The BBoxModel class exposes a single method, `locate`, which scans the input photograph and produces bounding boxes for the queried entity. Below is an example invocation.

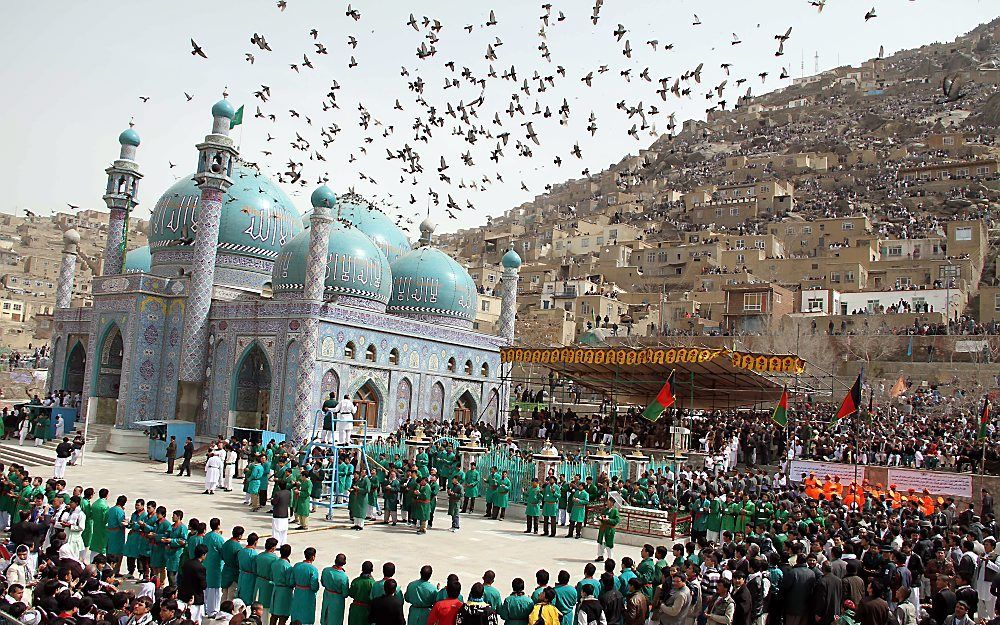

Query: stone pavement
[22,451,615,588]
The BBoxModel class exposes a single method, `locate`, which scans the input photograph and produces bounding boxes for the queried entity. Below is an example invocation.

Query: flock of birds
[121,1,892,233]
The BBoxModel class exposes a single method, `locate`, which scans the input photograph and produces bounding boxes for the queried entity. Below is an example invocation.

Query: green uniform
[498,592,533,625]
[484,472,498,506]
[105,505,126,556]
[542,484,559,517]
[89,498,110,554]
[597,507,619,548]
[636,557,656,601]
[494,477,512,509]
[463,469,480,498]
[270,558,294,617]
[721,502,739,532]
[338,462,354,497]
[164,522,188,573]
[383,478,401,511]
[403,579,437,625]
[348,476,371,520]
[413,484,432,521]
[552,584,578,625]
[738,501,756,534]
[245,462,263,495]
[221,538,243,589]
[254,550,278,608]
[150,518,170,569]
[291,561,320,625]
[523,485,541,517]
[348,573,375,625]
[294,476,312,520]
[482,585,502,611]
[237,546,258,604]
[371,579,403,600]
[123,511,146,559]
[707,498,723,534]
[321,566,350,625]
[570,489,590,523]
[202,531,226,589]
[81,498,94,548]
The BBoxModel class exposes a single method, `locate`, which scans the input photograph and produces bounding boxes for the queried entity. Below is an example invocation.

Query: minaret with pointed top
[418,215,436,246]
[497,247,521,427]
[178,92,238,430]
[56,229,81,310]
[102,123,143,276]
[291,185,335,442]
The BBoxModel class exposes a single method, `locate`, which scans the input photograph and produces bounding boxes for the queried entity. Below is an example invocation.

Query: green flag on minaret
[230,105,244,129]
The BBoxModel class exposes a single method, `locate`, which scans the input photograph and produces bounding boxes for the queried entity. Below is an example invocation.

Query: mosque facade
[47,96,520,444]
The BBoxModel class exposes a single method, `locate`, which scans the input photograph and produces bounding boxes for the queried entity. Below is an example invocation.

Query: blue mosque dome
[118,127,141,147]
[502,248,522,269]
[336,194,412,263]
[271,221,392,309]
[310,185,337,209]
[211,98,236,120]
[388,246,477,327]
[123,246,151,273]
[148,164,303,288]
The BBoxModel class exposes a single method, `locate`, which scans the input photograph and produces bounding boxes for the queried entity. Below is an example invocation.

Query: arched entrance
[429,382,444,420]
[231,344,272,429]
[92,324,124,424]
[353,382,380,429]
[63,341,86,394]
[395,378,412,427]
[321,369,340,399]
[454,390,476,424]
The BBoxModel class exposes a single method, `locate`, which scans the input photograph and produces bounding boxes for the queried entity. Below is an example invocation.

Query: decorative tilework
[103,208,127,276]
[56,251,77,310]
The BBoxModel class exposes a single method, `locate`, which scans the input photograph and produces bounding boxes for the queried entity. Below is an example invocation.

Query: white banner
[887,469,973,498]
[788,459,866,484]
[955,340,989,353]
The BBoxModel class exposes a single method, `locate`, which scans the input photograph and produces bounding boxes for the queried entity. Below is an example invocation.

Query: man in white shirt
[59,496,87,562]
[204,450,224,495]
[333,395,356,445]
[221,445,238,492]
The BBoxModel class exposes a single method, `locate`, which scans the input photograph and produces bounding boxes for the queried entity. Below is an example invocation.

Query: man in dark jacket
[813,563,843,625]
[731,572,753,625]
[177,437,195,477]
[598,573,624,625]
[926,575,956,625]
[166,437,177,474]
[780,555,816,625]
[178,544,208,622]
[842,561,866,608]
[369,578,405,625]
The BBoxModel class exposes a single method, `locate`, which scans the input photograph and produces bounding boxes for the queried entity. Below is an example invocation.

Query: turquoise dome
[337,196,411,263]
[388,247,477,326]
[212,99,236,119]
[148,164,302,264]
[271,221,392,308]
[118,127,141,147]
[502,249,522,269]
[311,185,336,209]
[123,246,151,273]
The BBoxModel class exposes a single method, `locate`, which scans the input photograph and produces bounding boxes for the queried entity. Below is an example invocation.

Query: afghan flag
[979,397,992,440]
[833,373,862,421]
[772,388,789,428]
[641,370,675,422]
[230,104,245,129]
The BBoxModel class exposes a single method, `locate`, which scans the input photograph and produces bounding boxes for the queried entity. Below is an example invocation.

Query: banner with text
[887,469,973,498]
[788,459,866,484]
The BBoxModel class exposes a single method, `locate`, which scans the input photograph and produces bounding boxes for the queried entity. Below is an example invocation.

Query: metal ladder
[300,410,375,521]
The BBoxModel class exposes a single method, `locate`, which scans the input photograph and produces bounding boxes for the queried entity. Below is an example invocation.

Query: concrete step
[0,441,56,469]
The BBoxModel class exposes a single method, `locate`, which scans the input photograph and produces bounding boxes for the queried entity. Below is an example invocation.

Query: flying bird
[864,7,877,20]
[190,39,207,58]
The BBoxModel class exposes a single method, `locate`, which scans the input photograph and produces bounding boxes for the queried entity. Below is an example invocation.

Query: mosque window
[481,363,489,377]
[365,345,377,362]
[447,357,457,373]
[389,349,400,365]
[464,360,473,375]
[344,341,356,359]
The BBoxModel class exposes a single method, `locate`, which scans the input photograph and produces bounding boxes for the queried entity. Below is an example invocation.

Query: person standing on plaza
[321,553,350,625]
[291,547,320,625]
[524,478,541,535]
[350,467,371,531]
[178,438,195,477]
[245,457,263,508]
[404,565,438,625]
[271,482,291,545]
[222,526,245,602]
[179,544,209,624]
[383,469,401,526]
[542,477,560,538]
[413,476,433,535]
[462,462,480,514]
[595,504,619,563]
[238,533,260,605]
[203,518,226,615]
[106,494,127,573]
[552,571,578,625]
[499,578,534,625]
[54,437,72,479]
[90,488,110,556]
[222,444,238,492]
[482,571,502,612]
[205,451,224,495]
[166,437,177,474]
[254,538,279,619]
[427,580,463,625]
[373,563,404,601]
[164,509,190,586]
[294,471,313,530]
[448,475,464,532]
[348,560,376,625]
[269,544,294,625]
[334,395,357,446]
[371,578,407,625]
[566,484,589,540]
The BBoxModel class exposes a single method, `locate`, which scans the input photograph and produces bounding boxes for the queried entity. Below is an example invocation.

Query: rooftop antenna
[814,51,819,74]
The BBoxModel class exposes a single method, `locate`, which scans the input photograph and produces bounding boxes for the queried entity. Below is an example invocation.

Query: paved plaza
[19,450,609,587]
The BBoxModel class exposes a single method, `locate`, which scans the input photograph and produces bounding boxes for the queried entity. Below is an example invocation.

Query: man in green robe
[552,571,578,625]
[483,467,499,518]
[294,474,312,530]
[414,450,429,478]
[89,489,111,556]
[321,553,350,625]
[348,467,371,531]
[403,565,437,625]
[461,462,480,513]
[382,470,401,526]
[81,488,94,552]
[203,518,226,614]
[490,471,511,520]
[337,456,354,505]
[707,494,723,543]
[403,471,418,525]
[221,526,244,602]
[412,476,432,534]
[150,506,171,585]
[105,495,127,572]
[596,504,619,562]
[542,477,560,537]
[523,478,541,534]
[122,499,146,578]
[237,533,259,605]
[498,578,533,625]
[254,537,279,616]
[291,548,320,625]
[245,459,263,508]
[269,545,294,624]
[481,571,502,610]
[347,560,375,625]
[164,510,189,586]
[566,483,589,539]
[636,545,657,602]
